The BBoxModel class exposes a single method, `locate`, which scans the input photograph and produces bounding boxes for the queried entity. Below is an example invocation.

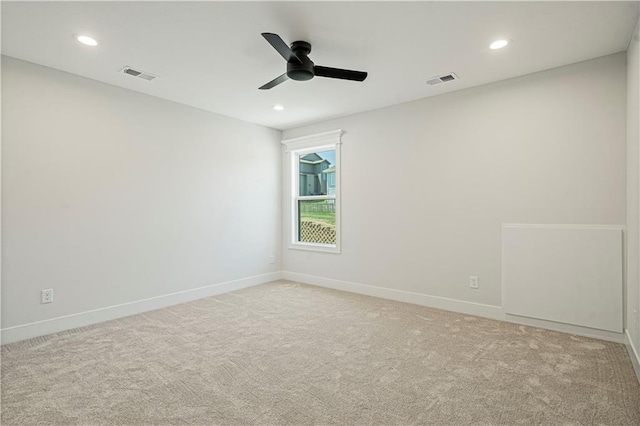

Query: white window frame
[282,129,342,253]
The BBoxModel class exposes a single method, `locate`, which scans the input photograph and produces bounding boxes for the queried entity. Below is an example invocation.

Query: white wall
[1,57,281,333]
[282,53,626,310]
[627,17,640,369]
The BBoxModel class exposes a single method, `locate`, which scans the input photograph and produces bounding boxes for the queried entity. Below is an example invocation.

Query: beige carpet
[2,280,640,425]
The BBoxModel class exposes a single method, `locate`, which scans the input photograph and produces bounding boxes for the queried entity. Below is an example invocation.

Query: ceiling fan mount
[259,33,368,90]
[287,41,313,81]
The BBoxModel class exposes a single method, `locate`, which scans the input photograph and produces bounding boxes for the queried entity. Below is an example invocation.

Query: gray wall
[1,57,282,329]
[282,53,627,309]
[627,18,640,357]
[1,50,631,346]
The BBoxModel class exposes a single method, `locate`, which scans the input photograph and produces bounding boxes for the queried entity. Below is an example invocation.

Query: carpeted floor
[2,280,640,425]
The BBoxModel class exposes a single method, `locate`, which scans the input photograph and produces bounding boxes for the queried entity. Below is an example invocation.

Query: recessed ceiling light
[273,105,284,111]
[490,39,509,50]
[76,35,98,47]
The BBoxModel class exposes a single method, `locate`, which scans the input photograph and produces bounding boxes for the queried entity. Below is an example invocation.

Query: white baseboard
[282,271,626,344]
[281,271,504,320]
[504,314,625,343]
[625,329,640,383]
[1,272,282,345]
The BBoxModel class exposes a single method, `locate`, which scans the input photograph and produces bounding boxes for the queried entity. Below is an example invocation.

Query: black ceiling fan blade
[314,66,368,82]
[262,33,303,65]
[259,73,289,90]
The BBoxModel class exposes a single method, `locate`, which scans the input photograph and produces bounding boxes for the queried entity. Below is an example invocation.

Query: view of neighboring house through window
[298,150,336,245]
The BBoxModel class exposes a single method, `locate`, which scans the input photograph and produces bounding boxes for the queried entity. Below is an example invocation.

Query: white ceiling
[2,1,639,130]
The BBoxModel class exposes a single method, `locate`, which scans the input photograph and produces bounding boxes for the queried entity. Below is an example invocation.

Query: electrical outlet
[41,289,53,304]
[470,276,479,289]
[269,254,275,264]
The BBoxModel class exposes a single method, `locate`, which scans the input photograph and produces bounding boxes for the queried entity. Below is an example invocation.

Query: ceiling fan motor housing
[287,41,314,81]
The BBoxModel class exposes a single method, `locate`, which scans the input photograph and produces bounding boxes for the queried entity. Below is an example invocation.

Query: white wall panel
[503,224,623,332]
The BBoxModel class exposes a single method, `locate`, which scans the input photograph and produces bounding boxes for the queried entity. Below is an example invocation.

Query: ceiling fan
[259,33,368,90]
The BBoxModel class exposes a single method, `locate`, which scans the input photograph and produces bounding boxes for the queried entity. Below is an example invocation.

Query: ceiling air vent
[426,72,459,86]
[121,66,157,82]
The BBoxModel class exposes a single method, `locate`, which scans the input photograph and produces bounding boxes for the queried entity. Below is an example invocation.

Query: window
[282,130,342,253]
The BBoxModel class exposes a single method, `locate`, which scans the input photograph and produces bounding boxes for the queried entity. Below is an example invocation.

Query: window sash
[294,151,337,247]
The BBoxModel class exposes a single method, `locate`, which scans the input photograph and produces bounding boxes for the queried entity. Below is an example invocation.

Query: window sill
[288,242,341,254]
